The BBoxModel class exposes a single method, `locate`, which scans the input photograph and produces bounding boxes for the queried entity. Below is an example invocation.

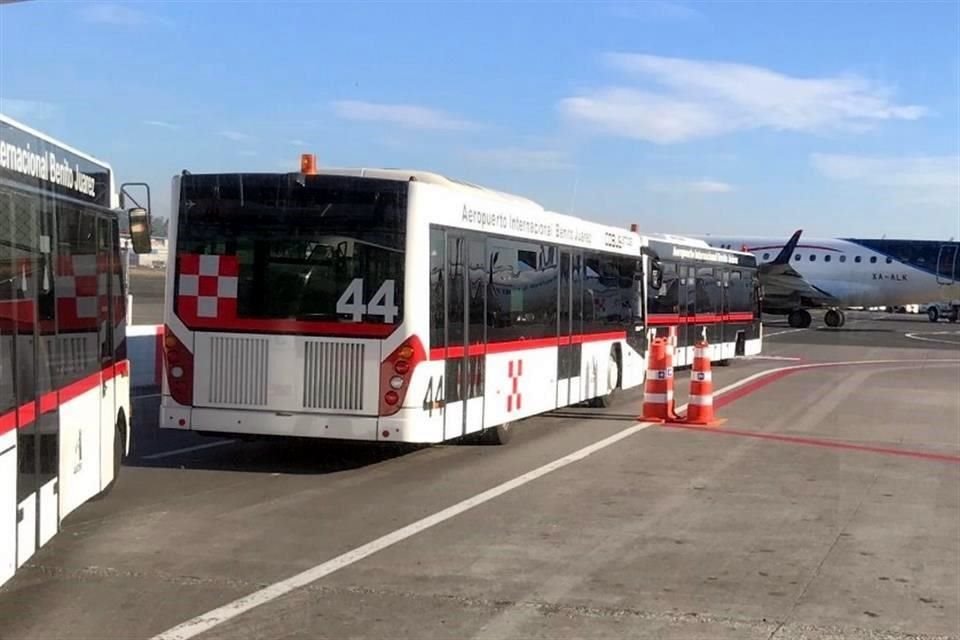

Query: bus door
[442,234,485,440]
[694,267,719,347]
[937,244,958,284]
[7,191,59,568]
[556,250,573,407]
[720,269,733,346]
[677,265,697,362]
[97,217,115,489]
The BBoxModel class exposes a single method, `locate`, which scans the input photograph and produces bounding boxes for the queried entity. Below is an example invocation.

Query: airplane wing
[756,230,840,311]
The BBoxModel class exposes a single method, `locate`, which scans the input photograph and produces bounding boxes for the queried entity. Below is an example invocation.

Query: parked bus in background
[159,156,760,446]
[0,114,151,587]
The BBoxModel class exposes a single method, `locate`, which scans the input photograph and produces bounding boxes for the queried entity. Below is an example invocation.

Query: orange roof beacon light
[300,153,318,175]
[629,223,639,233]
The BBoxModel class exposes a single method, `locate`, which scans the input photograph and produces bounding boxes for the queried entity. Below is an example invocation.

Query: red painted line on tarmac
[665,360,960,464]
[662,423,960,464]
[713,368,799,410]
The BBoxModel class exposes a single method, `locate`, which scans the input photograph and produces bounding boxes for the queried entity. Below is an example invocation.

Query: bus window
[429,228,444,350]
[647,261,678,315]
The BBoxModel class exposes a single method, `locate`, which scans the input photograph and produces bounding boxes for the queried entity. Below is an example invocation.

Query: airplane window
[824,255,831,262]
[809,254,816,261]
[839,255,846,263]
[870,256,877,263]
[794,254,801,261]
[762,252,770,260]
[855,256,862,263]
[885,257,893,264]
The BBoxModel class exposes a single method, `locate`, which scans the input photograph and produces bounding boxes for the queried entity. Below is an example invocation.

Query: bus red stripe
[428,331,628,360]
[179,315,397,338]
[0,360,130,436]
[648,314,757,325]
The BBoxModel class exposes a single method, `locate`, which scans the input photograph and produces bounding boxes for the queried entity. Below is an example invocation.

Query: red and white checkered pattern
[506,358,523,412]
[177,254,239,320]
[56,254,101,327]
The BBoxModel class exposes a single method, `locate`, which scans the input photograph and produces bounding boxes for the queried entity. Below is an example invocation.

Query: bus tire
[94,413,126,500]
[591,348,621,408]
[479,422,512,446]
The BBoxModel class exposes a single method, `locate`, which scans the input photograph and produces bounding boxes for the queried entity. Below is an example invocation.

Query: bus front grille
[208,335,269,406]
[302,341,365,411]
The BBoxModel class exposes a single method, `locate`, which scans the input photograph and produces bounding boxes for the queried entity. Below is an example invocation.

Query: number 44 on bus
[159,156,762,447]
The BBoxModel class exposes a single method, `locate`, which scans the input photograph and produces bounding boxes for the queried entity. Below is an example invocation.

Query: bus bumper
[160,402,382,442]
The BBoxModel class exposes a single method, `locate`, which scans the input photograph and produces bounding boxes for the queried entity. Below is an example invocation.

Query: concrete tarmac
[1,312,958,640]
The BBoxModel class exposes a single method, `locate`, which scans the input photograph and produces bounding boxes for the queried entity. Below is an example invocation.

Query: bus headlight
[389,375,404,390]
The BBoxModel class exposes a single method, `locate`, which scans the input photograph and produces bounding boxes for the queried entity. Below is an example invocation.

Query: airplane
[690,231,960,328]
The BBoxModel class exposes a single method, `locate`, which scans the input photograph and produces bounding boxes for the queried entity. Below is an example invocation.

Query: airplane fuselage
[693,236,960,310]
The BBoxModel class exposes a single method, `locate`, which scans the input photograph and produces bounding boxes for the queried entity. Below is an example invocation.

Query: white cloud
[81,3,171,26]
[219,130,254,142]
[646,177,736,194]
[560,53,926,144]
[811,153,959,208]
[688,179,735,193]
[0,98,58,121]
[143,119,179,130]
[466,147,573,171]
[331,100,478,131]
[289,139,308,146]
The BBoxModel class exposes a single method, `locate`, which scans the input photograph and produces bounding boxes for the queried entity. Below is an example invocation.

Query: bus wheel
[928,307,939,322]
[591,349,620,408]
[479,422,512,445]
[94,414,126,500]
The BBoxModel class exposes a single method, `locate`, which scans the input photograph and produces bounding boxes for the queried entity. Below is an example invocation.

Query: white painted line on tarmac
[141,440,237,460]
[764,328,807,338]
[743,355,803,361]
[905,331,960,346]
[150,357,960,640]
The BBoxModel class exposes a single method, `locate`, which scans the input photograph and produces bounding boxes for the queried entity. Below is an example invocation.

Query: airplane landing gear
[824,308,846,328]
[788,309,812,328]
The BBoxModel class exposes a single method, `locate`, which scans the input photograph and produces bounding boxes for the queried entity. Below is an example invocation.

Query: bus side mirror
[128,207,152,254]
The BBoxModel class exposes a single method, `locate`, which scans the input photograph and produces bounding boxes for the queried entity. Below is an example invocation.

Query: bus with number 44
[159,155,761,446]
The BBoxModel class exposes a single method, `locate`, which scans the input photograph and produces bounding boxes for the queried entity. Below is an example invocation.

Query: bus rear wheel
[94,414,125,500]
[479,422,512,446]
[590,349,620,408]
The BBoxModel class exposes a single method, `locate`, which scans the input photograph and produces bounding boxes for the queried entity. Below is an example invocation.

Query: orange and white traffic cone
[641,338,678,422]
[683,341,726,427]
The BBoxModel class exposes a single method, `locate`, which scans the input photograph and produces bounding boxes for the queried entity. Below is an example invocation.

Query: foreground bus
[1,114,150,586]
[160,163,760,445]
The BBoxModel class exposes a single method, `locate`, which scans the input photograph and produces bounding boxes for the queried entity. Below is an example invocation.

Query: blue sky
[1,0,958,239]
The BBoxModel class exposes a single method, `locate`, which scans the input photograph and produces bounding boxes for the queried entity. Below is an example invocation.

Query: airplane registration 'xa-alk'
[691,231,960,328]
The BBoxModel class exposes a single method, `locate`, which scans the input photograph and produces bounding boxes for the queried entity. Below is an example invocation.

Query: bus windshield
[176,173,407,324]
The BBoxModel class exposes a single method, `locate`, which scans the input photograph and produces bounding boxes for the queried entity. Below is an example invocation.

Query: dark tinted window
[809,254,816,262]
[647,261,678,315]
[177,174,407,324]
[870,256,877,264]
[487,239,557,341]
[855,256,862,263]
[840,255,846,263]
[824,254,831,262]
[429,227,444,349]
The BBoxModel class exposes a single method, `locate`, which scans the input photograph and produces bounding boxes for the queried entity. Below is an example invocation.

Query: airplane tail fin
[769,229,803,265]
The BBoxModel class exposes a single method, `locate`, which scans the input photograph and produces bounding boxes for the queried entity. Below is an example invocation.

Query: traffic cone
[641,338,678,422]
[683,341,726,427]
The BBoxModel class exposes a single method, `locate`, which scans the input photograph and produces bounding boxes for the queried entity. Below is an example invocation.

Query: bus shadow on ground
[126,437,423,475]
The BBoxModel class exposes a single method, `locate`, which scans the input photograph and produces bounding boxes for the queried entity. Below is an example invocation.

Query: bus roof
[302,167,542,209]
[0,112,113,175]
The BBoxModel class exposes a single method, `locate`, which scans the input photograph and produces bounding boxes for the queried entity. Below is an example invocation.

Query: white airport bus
[160,158,761,445]
[0,114,151,587]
